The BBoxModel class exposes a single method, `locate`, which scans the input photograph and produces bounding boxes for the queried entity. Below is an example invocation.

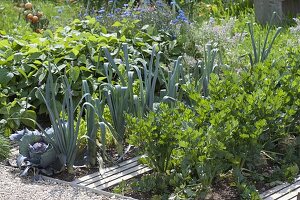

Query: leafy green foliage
[127,103,194,173]
[283,163,299,183]
[203,0,253,18]
[0,16,182,119]
[0,93,36,136]
[126,101,225,198]
[125,45,300,198]
[188,63,294,172]
[0,134,10,161]
[131,173,171,197]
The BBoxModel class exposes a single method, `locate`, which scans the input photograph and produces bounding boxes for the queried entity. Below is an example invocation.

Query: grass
[0,135,10,161]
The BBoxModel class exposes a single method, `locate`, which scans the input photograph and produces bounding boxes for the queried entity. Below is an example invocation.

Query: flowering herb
[98,8,105,14]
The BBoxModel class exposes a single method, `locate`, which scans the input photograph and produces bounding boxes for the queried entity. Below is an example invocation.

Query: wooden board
[79,162,141,186]
[73,156,151,190]
[276,187,300,200]
[260,177,300,199]
[95,166,151,190]
[260,177,300,200]
[73,156,144,184]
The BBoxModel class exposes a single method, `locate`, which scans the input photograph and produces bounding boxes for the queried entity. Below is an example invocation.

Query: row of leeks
[82,43,222,169]
[30,42,221,173]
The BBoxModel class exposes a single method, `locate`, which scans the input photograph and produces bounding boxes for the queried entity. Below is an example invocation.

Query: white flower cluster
[290,18,300,34]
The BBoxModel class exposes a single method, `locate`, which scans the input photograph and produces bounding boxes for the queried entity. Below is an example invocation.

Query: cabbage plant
[10,128,63,176]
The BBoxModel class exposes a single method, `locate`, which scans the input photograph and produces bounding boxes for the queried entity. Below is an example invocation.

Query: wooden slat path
[260,177,300,200]
[73,155,152,190]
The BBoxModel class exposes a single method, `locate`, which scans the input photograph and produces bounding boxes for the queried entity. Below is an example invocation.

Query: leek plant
[159,56,183,100]
[35,65,92,173]
[199,43,220,97]
[82,43,179,161]
[182,43,221,100]
[84,79,132,162]
[247,12,282,66]
[83,83,130,156]
[102,43,162,114]
[100,46,133,148]
[102,84,129,148]
[102,47,126,85]
[130,46,162,113]
[83,45,133,158]
[83,44,163,157]
[82,80,107,166]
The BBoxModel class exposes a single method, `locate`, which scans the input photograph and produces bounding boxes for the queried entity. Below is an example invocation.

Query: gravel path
[0,164,120,200]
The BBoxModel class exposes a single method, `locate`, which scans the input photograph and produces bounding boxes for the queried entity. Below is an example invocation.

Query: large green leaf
[21,110,37,128]
[0,68,12,85]
[70,66,80,82]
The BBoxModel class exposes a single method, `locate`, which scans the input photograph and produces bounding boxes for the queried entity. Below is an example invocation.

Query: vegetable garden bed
[3,0,300,199]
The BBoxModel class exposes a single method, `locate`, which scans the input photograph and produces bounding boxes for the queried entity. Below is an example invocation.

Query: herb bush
[127,102,195,173]
[83,1,177,33]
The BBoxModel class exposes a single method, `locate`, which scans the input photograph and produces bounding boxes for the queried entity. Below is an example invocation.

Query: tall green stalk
[159,56,183,100]
[36,64,92,173]
[82,80,96,166]
[247,12,282,66]
[82,80,107,165]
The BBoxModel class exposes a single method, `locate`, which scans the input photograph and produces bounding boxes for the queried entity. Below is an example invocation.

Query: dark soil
[106,173,240,200]
[47,145,139,182]
[207,178,240,200]
[36,113,52,129]
[105,172,153,200]
[51,166,99,182]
